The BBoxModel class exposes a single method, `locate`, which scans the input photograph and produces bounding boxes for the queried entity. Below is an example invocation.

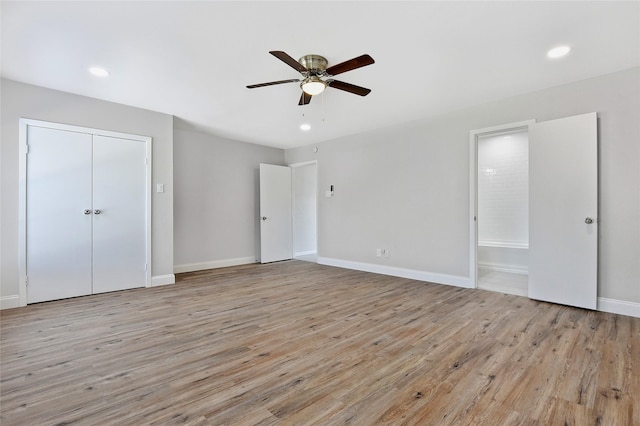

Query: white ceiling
[2,1,639,149]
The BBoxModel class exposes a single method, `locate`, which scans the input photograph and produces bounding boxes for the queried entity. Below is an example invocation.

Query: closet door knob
[584,217,594,224]
[94,209,102,215]
[84,209,91,215]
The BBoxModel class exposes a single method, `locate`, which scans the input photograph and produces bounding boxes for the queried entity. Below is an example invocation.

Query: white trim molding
[174,257,257,274]
[597,297,640,318]
[150,274,175,287]
[317,257,472,289]
[0,295,21,310]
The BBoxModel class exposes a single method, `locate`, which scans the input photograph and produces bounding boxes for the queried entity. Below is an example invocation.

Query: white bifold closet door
[92,135,147,294]
[26,127,93,302]
[26,126,147,304]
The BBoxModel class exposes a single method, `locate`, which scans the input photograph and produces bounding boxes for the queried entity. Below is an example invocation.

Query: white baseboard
[150,274,175,287]
[294,250,317,257]
[317,257,472,289]
[0,295,21,310]
[478,263,528,275]
[597,297,640,318]
[173,257,257,274]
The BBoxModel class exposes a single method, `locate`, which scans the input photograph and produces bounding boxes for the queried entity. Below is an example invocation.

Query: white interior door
[529,112,598,309]
[260,164,292,263]
[92,135,147,293]
[26,126,93,303]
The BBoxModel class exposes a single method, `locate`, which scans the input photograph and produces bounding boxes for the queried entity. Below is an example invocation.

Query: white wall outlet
[156,183,164,193]
[376,248,382,257]
[384,248,391,258]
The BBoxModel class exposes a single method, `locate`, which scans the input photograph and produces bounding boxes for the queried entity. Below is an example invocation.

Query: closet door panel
[92,135,147,293]
[26,126,93,303]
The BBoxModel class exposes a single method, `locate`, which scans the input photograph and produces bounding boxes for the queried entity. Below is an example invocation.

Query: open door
[259,164,293,263]
[528,112,598,309]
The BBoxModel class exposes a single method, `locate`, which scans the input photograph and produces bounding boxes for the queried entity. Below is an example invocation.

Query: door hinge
[25,145,30,154]
[25,276,29,286]
[145,263,148,272]
[145,157,149,166]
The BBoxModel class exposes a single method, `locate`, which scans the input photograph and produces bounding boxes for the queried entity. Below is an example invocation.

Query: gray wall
[173,123,284,271]
[3,68,638,309]
[285,67,640,304]
[1,79,175,305]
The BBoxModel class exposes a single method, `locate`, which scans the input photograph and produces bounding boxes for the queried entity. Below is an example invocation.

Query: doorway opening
[470,121,533,296]
[291,161,318,263]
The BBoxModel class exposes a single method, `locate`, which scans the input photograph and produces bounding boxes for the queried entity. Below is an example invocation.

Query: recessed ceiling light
[547,46,571,59]
[300,124,311,131]
[89,67,110,77]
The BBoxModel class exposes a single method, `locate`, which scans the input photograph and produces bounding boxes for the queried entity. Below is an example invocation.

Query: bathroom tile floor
[478,268,528,297]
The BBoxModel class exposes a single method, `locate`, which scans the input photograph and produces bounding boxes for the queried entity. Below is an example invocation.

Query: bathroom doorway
[470,121,533,296]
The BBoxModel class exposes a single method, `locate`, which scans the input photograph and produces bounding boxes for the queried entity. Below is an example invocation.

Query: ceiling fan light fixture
[301,76,326,96]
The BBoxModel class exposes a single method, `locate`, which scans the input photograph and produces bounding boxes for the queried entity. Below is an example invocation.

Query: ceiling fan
[247,51,375,106]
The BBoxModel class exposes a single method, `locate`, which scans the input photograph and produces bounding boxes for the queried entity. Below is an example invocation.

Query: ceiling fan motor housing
[299,55,328,75]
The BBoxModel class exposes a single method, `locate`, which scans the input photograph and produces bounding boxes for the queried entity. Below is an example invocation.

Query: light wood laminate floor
[1,261,638,425]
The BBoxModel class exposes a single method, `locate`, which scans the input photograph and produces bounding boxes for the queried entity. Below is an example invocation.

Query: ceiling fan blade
[246,79,300,89]
[326,54,375,76]
[298,92,312,106]
[270,51,308,73]
[328,80,371,96]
